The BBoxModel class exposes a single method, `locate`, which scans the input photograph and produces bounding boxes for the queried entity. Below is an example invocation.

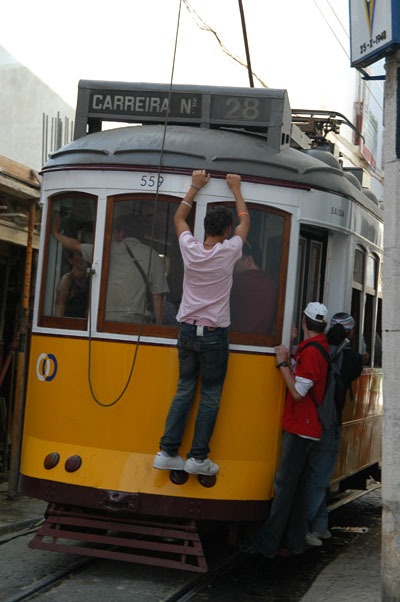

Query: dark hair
[327,323,347,346]
[115,213,143,238]
[204,206,233,236]
[304,314,326,333]
[67,249,81,259]
[243,242,262,268]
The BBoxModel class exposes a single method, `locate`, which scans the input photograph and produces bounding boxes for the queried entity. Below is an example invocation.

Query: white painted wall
[0,46,74,171]
[381,50,400,601]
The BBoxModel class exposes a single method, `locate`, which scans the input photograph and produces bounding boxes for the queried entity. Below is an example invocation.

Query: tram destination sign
[349,0,400,67]
[89,89,203,120]
[74,81,291,149]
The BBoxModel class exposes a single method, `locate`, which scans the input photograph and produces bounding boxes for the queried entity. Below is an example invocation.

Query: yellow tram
[19,82,383,571]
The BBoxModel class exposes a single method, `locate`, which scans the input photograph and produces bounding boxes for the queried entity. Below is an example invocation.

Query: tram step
[28,504,208,573]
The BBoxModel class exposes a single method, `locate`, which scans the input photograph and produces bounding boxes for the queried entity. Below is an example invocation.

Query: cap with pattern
[329,312,355,332]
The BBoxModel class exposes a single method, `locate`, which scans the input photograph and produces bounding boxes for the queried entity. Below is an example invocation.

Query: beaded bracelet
[191,184,200,191]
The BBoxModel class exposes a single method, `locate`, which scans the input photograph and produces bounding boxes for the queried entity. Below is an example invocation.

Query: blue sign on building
[350,0,400,67]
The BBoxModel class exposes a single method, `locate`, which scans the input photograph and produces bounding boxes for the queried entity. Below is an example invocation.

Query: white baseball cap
[303,302,328,323]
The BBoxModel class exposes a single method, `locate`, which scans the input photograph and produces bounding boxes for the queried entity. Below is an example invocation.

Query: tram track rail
[160,550,243,602]
[3,557,95,602]
[2,550,243,602]
[0,520,44,546]
[2,483,381,602]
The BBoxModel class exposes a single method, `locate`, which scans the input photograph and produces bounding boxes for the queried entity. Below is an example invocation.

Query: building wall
[0,46,74,171]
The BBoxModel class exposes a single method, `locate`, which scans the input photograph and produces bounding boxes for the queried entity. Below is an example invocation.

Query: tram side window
[42,195,96,323]
[351,246,382,366]
[350,247,364,356]
[229,205,289,345]
[364,254,380,366]
[293,231,326,342]
[101,195,183,330]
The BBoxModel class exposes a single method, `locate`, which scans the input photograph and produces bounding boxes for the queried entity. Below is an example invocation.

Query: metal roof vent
[362,187,380,205]
[344,171,362,190]
[303,149,342,170]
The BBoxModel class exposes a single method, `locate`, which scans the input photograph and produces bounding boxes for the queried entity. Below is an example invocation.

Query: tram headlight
[65,455,82,473]
[44,452,60,469]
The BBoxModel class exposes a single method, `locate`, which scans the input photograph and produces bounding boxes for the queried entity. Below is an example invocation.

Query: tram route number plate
[88,89,271,125]
[210,95,271,123]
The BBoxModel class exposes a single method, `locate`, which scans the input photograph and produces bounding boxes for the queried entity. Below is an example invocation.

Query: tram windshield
[97,197,288,344]
[40,192,289,345]
[41,194,97,325]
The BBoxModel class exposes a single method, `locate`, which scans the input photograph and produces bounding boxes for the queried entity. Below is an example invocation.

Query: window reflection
[351,246,382,366]
[366,255,377,290]
[230,208,283,336]
[104,198,175,326]
[54,250,89,317]
[353,248,364,285]
[43,195,96,320]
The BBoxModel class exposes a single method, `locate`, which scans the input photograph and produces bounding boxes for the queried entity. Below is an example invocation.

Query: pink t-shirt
[176,230,243,327]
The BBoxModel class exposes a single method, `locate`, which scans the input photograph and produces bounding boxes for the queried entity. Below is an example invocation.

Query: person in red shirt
[246,302,329,558]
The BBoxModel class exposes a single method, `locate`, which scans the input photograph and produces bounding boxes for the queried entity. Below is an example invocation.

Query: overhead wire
[313,0,383,178]
[312,0,350,59]
[320,0,384,106]
[182,0,268,88]
[324,0,350,38]
[87,0,183,407]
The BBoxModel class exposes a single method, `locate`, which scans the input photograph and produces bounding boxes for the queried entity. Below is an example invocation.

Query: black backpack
[301,340,348,430]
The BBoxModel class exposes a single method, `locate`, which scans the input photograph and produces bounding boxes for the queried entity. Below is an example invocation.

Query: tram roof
[44,124,382,218]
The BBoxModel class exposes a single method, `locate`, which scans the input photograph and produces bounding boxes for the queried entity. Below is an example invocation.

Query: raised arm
[51,211,82,252]
[275,344,303,402]
[226,174,250,243]
[174,170,210,237]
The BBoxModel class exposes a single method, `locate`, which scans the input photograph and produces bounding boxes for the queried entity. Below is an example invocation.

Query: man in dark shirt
[230,243,277,334]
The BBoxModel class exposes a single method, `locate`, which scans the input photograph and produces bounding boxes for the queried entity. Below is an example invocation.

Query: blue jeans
[304,424,342,533]
[160,323,229,459]
[252,431,314,557]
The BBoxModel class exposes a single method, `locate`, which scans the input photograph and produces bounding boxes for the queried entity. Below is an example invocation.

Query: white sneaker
[305,532,322,547]
[153,451,185,471]
[184,457,219,475]
[313,529,331,540]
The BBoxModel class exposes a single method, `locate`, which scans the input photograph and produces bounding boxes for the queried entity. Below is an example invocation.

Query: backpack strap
[124,242,154,314]
[301,341,330,364]
[300,341,330,410]
[331,338,350,362]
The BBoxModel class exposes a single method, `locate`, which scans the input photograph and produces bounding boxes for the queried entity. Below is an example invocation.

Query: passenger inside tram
[162,239,184,326]
[51,210,169,325]
[54,250,89,318]
[230,241,277,334]
[104,213,169,324]
[45,201,95,320]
